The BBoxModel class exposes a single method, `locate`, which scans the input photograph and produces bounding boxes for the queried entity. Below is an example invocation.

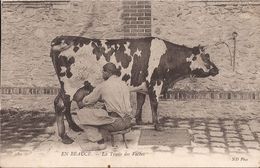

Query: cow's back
[50,36,157,98]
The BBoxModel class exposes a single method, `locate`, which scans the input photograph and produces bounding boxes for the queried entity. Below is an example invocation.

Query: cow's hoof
[154,124,164,131]
[62,135,74,144]
[70,124,84,132]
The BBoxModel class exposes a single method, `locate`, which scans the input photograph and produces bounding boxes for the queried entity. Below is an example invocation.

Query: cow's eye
[192,56,197,61]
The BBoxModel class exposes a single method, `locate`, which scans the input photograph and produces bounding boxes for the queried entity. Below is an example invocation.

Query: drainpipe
[232,32,238,72]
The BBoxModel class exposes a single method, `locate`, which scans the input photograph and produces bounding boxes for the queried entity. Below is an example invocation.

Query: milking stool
[110,128,131,148]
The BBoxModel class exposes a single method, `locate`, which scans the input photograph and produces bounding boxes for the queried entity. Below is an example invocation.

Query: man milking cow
[51,36,219,145]
[75,62,133,148]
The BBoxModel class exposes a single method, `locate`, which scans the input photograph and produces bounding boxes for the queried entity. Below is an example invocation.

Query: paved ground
[0,110,56,156]
[1,115,260,156]
[1,109,260,167]
[1,95,260,167]
[160,117,260,155]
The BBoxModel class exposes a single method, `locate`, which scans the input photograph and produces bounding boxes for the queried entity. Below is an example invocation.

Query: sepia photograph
[1,0,260,167]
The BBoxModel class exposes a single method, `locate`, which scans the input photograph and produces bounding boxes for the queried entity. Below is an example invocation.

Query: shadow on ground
[0,110,55,153]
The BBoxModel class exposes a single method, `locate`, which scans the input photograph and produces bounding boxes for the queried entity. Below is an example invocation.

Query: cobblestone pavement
[0,110,56,156]
[158,117,260,155]
[1,110,260,157]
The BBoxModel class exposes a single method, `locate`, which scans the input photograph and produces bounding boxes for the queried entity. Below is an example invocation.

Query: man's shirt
[83,75,132,118]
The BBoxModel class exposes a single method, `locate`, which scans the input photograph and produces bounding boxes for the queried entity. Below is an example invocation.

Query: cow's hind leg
[136,93,146,125]
[148,93,160,130]
[148,83,163,131]
[63,95,83,132]
[54,93,74,144]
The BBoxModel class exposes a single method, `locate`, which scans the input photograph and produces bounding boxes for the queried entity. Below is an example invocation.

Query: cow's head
[187,46,219,78]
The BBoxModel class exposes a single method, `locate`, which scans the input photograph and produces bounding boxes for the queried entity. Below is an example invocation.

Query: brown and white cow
[50,36,219,144]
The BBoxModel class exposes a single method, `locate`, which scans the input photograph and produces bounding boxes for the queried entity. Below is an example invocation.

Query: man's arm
[128,82,148,94]
[82,85,102,106]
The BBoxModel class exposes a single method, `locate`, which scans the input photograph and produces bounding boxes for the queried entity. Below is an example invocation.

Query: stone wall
[152,1,260,92]
[1,0,260,93]
[1,0,123,88]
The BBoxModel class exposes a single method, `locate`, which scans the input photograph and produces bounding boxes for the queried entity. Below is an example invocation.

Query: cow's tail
[49,36,72,81]
[50,46,69,100]
[50,48,61,82]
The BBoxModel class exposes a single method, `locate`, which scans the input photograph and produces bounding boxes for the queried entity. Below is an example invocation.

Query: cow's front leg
[54,94,74,144]
[148,81,163,131]
[136,93,146,125]
[63,95,83,132]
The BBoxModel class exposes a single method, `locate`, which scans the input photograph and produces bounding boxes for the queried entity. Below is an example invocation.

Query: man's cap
[103,62,121,76]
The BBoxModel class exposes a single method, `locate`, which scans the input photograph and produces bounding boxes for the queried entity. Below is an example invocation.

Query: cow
[50,36,219,144]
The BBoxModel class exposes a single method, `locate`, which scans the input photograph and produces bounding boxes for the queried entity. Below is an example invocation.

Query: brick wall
[1,87,260,100]
[122,0,151,38]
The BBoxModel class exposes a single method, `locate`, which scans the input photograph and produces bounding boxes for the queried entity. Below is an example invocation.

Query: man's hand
[128,82,148,94]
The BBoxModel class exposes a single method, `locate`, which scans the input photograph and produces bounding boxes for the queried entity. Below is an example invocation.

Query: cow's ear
[192,46,200,55]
